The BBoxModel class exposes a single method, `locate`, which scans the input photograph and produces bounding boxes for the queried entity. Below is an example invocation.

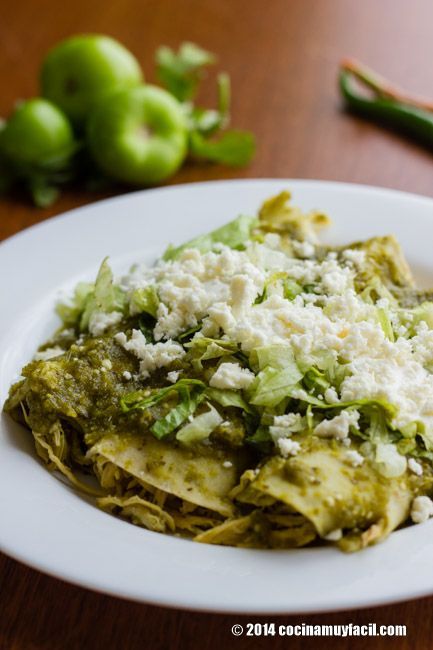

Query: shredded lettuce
[302,367,330,394]
[248,346,302,408]
[250,344,296,373]
[151,385,205,439]
[249,365,303,408]
[120,379,206,440]
[162,214,258,261]
[178,322,203,341]
[283,278,303,300]
[129,286,159,318]
[176,404,223,444]
[186,337,237,358]
[293,392,397,420]
[93,258,126,314]
[377,307,395,341]
[56,281,93,327]
[57,258,126,331]
[402,301,433,334]
[205,387,253,413]
[254,272,287,304]
[185,337,238,369]
[120,378,205,412]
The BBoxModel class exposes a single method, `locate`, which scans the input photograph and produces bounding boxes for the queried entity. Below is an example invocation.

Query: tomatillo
[87,85,188,185]
[0,98,75,169]
[41,35,143,126]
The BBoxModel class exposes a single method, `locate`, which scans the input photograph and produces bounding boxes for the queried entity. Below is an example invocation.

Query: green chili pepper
[339,59,433,148]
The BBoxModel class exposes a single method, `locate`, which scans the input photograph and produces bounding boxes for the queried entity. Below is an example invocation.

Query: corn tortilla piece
[89,432,238,517]
[248,442,413,549]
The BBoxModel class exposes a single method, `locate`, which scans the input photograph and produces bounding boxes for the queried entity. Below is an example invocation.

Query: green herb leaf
[189,129,256,167]
[29,178,59,208]
[187,72,231,136]
[156,42,216,102]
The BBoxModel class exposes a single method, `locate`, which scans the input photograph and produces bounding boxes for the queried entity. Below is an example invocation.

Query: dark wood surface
[1,1,433,648]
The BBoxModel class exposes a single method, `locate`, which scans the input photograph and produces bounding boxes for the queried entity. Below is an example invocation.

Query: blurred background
[1,1,433,649]
[1,0,432,239]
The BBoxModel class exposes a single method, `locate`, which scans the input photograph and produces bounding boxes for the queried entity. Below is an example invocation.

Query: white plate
[2,179,433,614]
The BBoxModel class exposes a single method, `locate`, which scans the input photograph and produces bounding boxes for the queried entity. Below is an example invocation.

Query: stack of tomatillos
[0,36,255,207]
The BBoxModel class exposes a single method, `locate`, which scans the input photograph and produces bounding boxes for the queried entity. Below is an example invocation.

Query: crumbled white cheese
[115,329,185,379]
[222,460,233,468]
[411,496,433,524]
[34,346,63,361]
[167,370,180,384]
[113,237,433,444]
[277,438,301,457]
[320,259,353,295]
[293,240,315,258]
[314,410,359,440]
[270,413,303,441]
[344,449,364,467]
[89,310,123,336]
[412,322,433,368]
[102,359,112,370]
[122,370,132,381]
[150,246,265,341]
[209,362,255,390]
[324,387,339,404]
[408,458,423,476]
[323,528,343,541]
[342,248,366,266]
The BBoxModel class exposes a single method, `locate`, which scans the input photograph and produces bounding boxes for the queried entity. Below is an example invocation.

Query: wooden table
[1,0,432,647]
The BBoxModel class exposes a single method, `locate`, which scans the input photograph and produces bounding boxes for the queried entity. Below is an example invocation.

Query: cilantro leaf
[156,42,216,102]
[189,129,256,166]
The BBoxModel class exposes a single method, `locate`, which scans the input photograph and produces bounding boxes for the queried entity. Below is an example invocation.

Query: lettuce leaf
[292,391,397,421]
[250,344,297,373]
[249,365,303,408]
[120,379,206,440]
[377,307,395,342]
[120,378,205,413]
[57,258,127,332]
[205,387,254,413]
[129,285,159,318]
[93,257,125,313]
[151,384,205,439]
[56,281,93,327]
[302,366,330,393]
[185,336,238,368]
[162,214,258,261]
[176,404,223,444]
